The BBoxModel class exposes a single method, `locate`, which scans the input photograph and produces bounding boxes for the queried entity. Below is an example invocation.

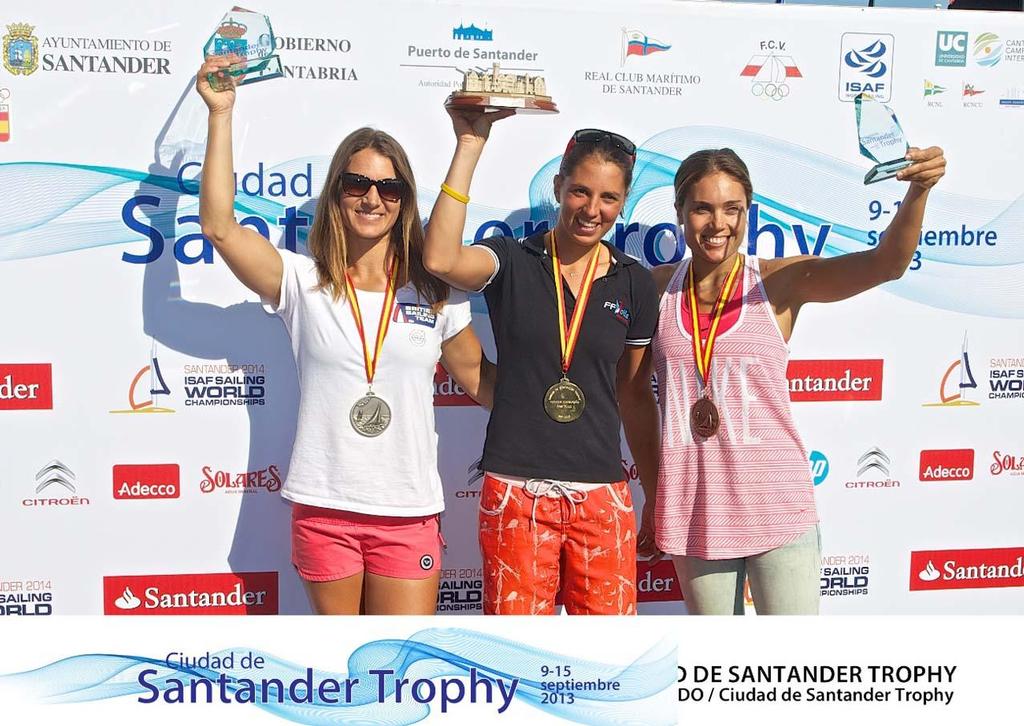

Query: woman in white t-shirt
[196,57,492,614]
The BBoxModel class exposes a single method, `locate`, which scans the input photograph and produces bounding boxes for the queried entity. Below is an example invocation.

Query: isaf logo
[839,34,893,102]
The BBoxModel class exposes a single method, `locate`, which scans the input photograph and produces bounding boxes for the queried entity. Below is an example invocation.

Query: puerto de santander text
[118,163,997,267]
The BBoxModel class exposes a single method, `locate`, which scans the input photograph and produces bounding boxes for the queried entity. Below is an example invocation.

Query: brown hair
[558,137,635,191]
[673,148,753,210]
[307,127,448,305]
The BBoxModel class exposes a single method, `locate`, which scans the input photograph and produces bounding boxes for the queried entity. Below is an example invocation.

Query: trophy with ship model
[203,7,283,91]
[445,63,558,114]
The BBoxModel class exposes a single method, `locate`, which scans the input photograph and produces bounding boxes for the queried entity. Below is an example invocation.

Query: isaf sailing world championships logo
[3,23,38,75]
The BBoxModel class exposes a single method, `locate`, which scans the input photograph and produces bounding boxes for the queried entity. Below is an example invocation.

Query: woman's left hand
[897,146,946,191]
[637,499,661,561]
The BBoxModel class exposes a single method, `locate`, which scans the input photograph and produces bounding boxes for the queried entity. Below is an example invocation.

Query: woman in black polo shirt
[423,110,660,615]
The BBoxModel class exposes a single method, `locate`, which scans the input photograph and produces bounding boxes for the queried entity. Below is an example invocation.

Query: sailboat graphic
[923,332,979,407]
[110,340,175,414]
[359,406,384,427]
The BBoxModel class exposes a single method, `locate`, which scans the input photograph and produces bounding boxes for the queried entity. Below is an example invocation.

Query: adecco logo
[787,360,883,402]
[910,548,1024,591]
[103,572,278,615]
[112,464,180,500]
[0,364,52,410]
[433,364,477,406]
[919,449,974,482]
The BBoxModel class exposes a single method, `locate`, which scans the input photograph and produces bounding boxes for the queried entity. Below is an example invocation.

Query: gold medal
[544,377,587,423]
[686,255,743,438]
[345,261,398,435]
[350,391,392,437]
[545,232,601,423]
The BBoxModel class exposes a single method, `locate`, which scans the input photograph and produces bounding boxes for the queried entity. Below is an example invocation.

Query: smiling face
[340,148,402,245]
[677,171,749,266]
[552,155,628,247]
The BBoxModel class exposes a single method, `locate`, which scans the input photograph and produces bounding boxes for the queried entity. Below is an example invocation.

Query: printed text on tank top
[662,257,782,447]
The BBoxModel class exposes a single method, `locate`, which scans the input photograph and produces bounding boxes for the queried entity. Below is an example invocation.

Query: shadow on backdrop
[135,78,305,613]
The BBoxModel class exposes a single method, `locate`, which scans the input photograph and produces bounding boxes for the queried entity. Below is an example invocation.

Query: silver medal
[349,392,391,437]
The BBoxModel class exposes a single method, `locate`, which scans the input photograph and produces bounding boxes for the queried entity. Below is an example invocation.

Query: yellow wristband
[440,183,470,204]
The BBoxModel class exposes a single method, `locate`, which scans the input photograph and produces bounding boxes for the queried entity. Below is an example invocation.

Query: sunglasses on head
[564,128,637,163]
[341,172,406,203]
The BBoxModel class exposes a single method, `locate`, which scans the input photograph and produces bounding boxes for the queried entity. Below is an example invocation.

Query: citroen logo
[35,459,76,494]
[856,448,891,478]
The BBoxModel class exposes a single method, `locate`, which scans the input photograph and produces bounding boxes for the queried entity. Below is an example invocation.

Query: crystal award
[855,92,912,185]
[203,7,283,91]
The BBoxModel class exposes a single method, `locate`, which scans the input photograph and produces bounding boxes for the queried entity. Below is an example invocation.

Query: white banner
[1,0,1022,617]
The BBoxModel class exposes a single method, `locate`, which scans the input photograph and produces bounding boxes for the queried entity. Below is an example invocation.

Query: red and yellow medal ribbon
[344,260,399,388]
[686,254,743,385]
[550,231,602,375]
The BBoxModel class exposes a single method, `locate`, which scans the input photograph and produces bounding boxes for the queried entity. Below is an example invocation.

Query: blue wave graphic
[0,628,676,725]
[2,125,1022,316]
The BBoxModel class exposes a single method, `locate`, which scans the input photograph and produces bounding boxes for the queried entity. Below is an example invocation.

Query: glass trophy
[854,92,911,185]
[203,7,283,91]
[445,63,558,115]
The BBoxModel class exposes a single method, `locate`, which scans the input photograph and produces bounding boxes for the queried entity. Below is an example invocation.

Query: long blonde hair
[308,127,448,305]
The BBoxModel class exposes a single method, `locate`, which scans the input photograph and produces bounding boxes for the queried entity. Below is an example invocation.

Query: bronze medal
[690,396,720,438]
[544,377,586,423]
[350,392,392,437]
[686,255,743,441]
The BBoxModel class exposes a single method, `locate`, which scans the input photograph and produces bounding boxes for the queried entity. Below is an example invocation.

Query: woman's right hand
[196,55,239,116]
[447,107,515,149]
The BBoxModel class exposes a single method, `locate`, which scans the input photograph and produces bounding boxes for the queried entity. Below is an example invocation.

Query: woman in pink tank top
[650,146,946,614]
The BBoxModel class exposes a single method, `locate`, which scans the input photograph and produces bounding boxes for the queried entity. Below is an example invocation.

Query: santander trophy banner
[1,0,1023,617]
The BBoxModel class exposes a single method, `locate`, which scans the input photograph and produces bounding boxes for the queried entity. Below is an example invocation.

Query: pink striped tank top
[653,256,817,559]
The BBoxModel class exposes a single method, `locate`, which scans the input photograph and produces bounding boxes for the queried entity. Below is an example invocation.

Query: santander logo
[910,548,1024,591]
[103,573,278,615]
[0,364,53,410]
[114,586,142,610]
[637,559,683,603]
[787,360,883,402]
[918,561,941,582]
[433,364,477,406]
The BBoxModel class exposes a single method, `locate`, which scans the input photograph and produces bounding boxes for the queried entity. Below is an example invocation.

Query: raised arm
[422,108,514,291]
[764,146,946,314]
[196,55,283,305]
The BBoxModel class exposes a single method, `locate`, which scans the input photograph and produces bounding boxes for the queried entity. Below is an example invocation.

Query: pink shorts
[291,504,443,581]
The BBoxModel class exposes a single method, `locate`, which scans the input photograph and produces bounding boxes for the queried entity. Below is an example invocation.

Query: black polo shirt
[474,232,658,482]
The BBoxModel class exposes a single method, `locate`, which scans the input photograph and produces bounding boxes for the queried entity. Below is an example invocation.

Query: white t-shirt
[264,248,472,516]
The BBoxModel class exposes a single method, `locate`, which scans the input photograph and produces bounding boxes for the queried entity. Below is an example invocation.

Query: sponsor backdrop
[1,0,1022,616]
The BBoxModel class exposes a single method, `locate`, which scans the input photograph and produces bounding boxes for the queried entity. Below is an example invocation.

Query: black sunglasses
[564,128,637,162]
[341,172,406,203]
